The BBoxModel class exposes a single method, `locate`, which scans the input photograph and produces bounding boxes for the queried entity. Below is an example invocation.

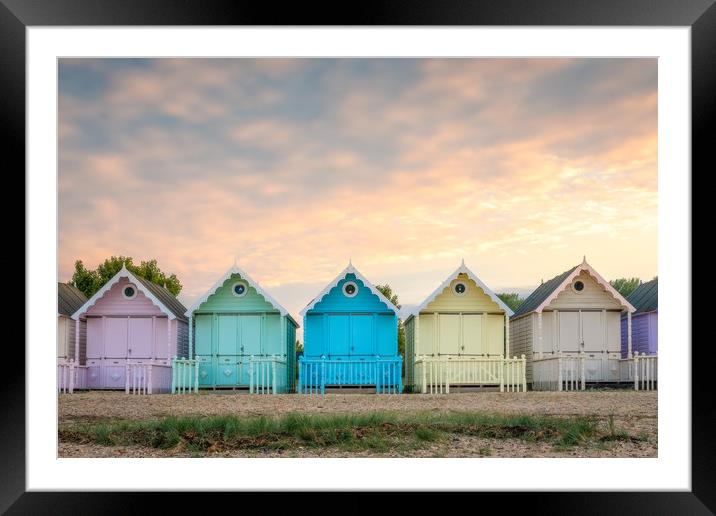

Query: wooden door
[153,317,169,359]
[462,314,483,355]
[438,314,461,355]
[194,314,214,356]
[86,318,104,359]
[105,318,129,358]
[128,317,153,359]
[328,315,350,356]
[558,312,580,352]
[350,315,373,356]
[487,315,505,356]
[217,315,239,355]
[240,316,262,355]
[581,311,603,353]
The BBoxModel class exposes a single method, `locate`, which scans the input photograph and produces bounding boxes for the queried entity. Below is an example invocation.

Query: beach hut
[58,282,88,392]
[404,261,525,393]
[71,264,188,394]
[509,257,656,390]
[298,262,401,394]
[621,278,658,357]
[177,263,299,394]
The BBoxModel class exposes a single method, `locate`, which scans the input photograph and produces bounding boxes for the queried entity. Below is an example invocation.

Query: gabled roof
[511,266,578,317]
[71,264,188,321]
[511,258,636,318]
[299,262,400,317]
[185,263,298,327]
[407,261,513,319]
[627,278,658,314]
[58,282,87,317]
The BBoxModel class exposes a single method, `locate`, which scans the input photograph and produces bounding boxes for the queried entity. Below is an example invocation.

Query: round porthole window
[122,285,137,300]
[343,281,358,297]
[453,282,467,296]
[232,281,248,297]
[572,280,585,293]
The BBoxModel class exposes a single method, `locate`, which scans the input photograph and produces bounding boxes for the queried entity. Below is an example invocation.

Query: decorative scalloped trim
[299,263,399,317]
[407,262,514,319]
[71,264,177,320]
[185,264,299,327]
[534,258,635,313]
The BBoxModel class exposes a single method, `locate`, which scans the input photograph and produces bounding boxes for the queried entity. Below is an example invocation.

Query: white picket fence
[413,355,527,393]
[532,354,585,391]
[57,360,87,394]
[249,355,288,394]
[619,353,658,391]
[533,352,658,391]
[125,362,172,395]
[171,358,198,394]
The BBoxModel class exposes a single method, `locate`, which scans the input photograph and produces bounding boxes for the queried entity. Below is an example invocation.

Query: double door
[194,313,272,387]
[555,310,621,381]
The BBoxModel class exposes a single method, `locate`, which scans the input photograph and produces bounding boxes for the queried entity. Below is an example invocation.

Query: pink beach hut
[71,264,188,394]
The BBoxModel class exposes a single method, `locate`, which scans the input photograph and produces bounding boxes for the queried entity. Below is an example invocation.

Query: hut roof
[58,282,88,317]
[72,264,188,321]
[185,263,298,327]
[511,257,636,318]
[406,260,513,320]
[626,278,658,314]
[300,261,399,317]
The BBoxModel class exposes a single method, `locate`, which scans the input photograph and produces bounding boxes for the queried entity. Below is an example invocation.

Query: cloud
[58,58,657,327]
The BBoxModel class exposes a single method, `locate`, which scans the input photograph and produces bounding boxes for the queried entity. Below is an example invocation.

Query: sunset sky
[58,58,657,327]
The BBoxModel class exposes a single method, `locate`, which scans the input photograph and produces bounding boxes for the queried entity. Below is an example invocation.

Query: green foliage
[69,256,182,297]
[375,283,406,365]
[496,292,524,311]
[609,277,642,298]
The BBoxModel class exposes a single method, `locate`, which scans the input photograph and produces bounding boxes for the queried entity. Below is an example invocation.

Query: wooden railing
[125,362,172,395]
[57,360,87,394]
[249,355,288,394]
[532,353,586,391]
[413,355,527,393]
[298,356,402,394]
[619,353,658,391]
[171,357,199,394]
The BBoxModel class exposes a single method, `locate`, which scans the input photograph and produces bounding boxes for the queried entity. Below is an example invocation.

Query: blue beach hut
[298,262,401,394]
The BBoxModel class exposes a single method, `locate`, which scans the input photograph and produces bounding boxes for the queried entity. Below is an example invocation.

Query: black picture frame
[5,0,709,512]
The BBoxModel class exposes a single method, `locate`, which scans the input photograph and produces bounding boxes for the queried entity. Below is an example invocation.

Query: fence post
[557,354,563,392]
[68,360,75,394]
[521,354,527,392]
[249,356,254,394]
[148,361,153,395]
[499,357,504,393]
[125,363,130,394]
[297,359,303,394]
[273,356,278,394]
[633,353,639,391]
[321,358,326,395]
[421,358,427,394]
[579,351,585,390]
[171,356,176,394]
[194,359,199,393]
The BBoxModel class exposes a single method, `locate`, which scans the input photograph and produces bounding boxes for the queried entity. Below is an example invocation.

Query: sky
[58,58,657,328]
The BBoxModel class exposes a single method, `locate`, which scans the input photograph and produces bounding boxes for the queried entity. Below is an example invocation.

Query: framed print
[6,0,711,512]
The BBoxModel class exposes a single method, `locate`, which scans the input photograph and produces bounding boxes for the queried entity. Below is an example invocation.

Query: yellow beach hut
[404,261,525,393]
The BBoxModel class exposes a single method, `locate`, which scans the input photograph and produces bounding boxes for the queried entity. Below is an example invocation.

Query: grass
[59,411,634,455]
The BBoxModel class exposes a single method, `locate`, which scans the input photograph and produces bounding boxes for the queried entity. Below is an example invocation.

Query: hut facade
[621,278,658,357]
[509,258,657,390]
[58,282,88,392]
[71,264,188,394]
[404,261,525,393]
[298,262,401,393]
[178,264,298,394]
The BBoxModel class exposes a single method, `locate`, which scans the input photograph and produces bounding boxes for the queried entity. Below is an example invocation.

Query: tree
[70,256,183,297]
[609,277,642,298]
[497,292,524,311]
[375,284,406,361]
